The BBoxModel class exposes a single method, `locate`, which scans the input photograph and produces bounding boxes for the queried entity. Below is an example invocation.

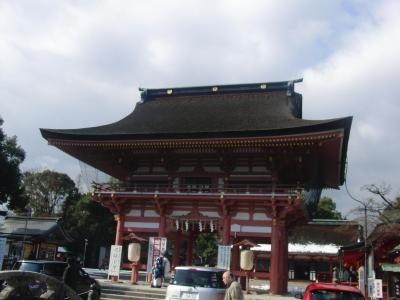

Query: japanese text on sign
[146,237,167,272]
[108,245,122,277]
[374,279,383,298]
[217,245,231,270]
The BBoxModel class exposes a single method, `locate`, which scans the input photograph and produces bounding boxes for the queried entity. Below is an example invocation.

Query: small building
[0,216,73,269]
[340,220,400,299]
[252,243,340,281]
[253,219,361,282]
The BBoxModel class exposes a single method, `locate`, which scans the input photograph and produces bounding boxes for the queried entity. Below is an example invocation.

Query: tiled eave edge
[47,130,344,149]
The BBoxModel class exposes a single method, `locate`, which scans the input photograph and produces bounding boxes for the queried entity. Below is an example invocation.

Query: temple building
[40,79,352,294]
[340,220,400,298]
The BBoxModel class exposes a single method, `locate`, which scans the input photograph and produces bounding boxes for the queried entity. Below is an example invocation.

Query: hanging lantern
[210,220,214,232]
[128,243,141,262]
[185,220,189,231]
[240,250,254,271]
[199,221,203,232]
[175,220,179,230]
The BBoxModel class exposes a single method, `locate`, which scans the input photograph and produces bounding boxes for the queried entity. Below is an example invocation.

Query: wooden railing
[92,182,303,197]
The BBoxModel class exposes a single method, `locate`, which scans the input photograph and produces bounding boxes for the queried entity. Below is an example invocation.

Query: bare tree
[350,183,400,235]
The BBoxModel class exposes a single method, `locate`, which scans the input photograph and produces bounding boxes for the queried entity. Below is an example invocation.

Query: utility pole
[21,204,32,260]
[345,182,368,296]
[83,239,88,267]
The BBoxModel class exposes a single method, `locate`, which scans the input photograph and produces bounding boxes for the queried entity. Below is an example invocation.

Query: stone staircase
[100,282,166,300]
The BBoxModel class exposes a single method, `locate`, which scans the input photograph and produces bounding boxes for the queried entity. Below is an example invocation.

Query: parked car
[166,266,226,300]
[296,282,365,300]
[13,260,100,299]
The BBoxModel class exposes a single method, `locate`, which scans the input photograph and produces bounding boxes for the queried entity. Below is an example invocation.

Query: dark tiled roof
[0,216,72,243]
[290,221,361,245]
[40,89,351,141]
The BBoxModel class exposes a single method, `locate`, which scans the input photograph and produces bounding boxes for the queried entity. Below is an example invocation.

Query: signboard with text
[217,245,231,270]
[368,278,375,298]
[146,237,167,272]
[108,245,122,278]
[374,279,383,298]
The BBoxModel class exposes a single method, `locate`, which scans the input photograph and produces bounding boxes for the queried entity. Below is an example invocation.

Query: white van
[165,266,227,300]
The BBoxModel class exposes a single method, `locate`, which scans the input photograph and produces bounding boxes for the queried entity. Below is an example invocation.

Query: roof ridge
[139,79,303,102]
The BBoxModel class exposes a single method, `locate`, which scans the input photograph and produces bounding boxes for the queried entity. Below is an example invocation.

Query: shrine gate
[41,79,352,294]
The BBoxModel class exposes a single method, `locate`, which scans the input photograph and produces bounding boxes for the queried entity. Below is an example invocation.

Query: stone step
[100,283,166,300]
[101,288,165,297]
[101,292,164,300]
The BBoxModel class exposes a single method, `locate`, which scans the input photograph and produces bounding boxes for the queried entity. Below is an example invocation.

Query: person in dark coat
[62,257,79,290]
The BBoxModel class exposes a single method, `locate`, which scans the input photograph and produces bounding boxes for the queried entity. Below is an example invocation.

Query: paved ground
[86,268,310,300]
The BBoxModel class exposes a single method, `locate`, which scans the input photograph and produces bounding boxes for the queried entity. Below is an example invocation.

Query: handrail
[92,183,303,196]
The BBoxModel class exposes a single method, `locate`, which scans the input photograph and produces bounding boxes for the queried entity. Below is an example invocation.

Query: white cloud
[357,122,382,141]
[1,0,399,215]
[301,0,400,213]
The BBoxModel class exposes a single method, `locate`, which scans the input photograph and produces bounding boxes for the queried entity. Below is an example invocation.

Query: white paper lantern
[128,243,141,262]
[240,250,254,271]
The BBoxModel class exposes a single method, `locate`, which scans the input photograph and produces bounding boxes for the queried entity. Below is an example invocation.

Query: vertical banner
[108,245,123,278]
[358,266,365,295]
[217,245,231,270]
[374,279,383,298]
[368,278,375,298]
[146,237,167,272]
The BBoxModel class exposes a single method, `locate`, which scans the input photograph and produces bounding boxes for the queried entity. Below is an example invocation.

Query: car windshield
[311,290,364,300]
[14,262,42,273]
[173,269,225,288]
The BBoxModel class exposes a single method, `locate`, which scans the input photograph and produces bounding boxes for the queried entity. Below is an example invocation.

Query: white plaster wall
[169,211,191,217]
[126,209,141,217]
[232,212,249,220]
[200,211,219,218]
[230,224,271,234]
[253,213,271,221]
[124,222,160,229]
[144,210,159,217]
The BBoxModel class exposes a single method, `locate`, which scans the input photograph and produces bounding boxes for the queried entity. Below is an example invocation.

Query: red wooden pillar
[270,218,288,294]
[113,214,125,281]
[280,223,288,290]
[222,216,231,245]
[231,243,240,272]
[185,232,194,266]
[172,231,181,269]
[115,214,125,245]
[159,210,167,237]
[131,261,138,283]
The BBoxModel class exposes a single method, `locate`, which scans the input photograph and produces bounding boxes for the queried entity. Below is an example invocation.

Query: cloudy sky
[1,0,399,215]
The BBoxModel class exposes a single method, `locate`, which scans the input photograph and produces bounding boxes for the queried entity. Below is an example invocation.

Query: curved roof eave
[40,116,352,141]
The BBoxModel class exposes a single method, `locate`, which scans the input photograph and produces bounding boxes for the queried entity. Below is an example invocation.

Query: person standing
[62,257,79,291]
[222,271,244,300]
[151,251,170,287]
[349,266,358,282]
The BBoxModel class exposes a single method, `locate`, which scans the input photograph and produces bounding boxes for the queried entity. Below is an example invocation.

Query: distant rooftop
[0,216,72,244]
[252,243,340,254]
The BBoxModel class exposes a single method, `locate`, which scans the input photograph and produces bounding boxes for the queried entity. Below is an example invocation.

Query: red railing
[92,183,303,197]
